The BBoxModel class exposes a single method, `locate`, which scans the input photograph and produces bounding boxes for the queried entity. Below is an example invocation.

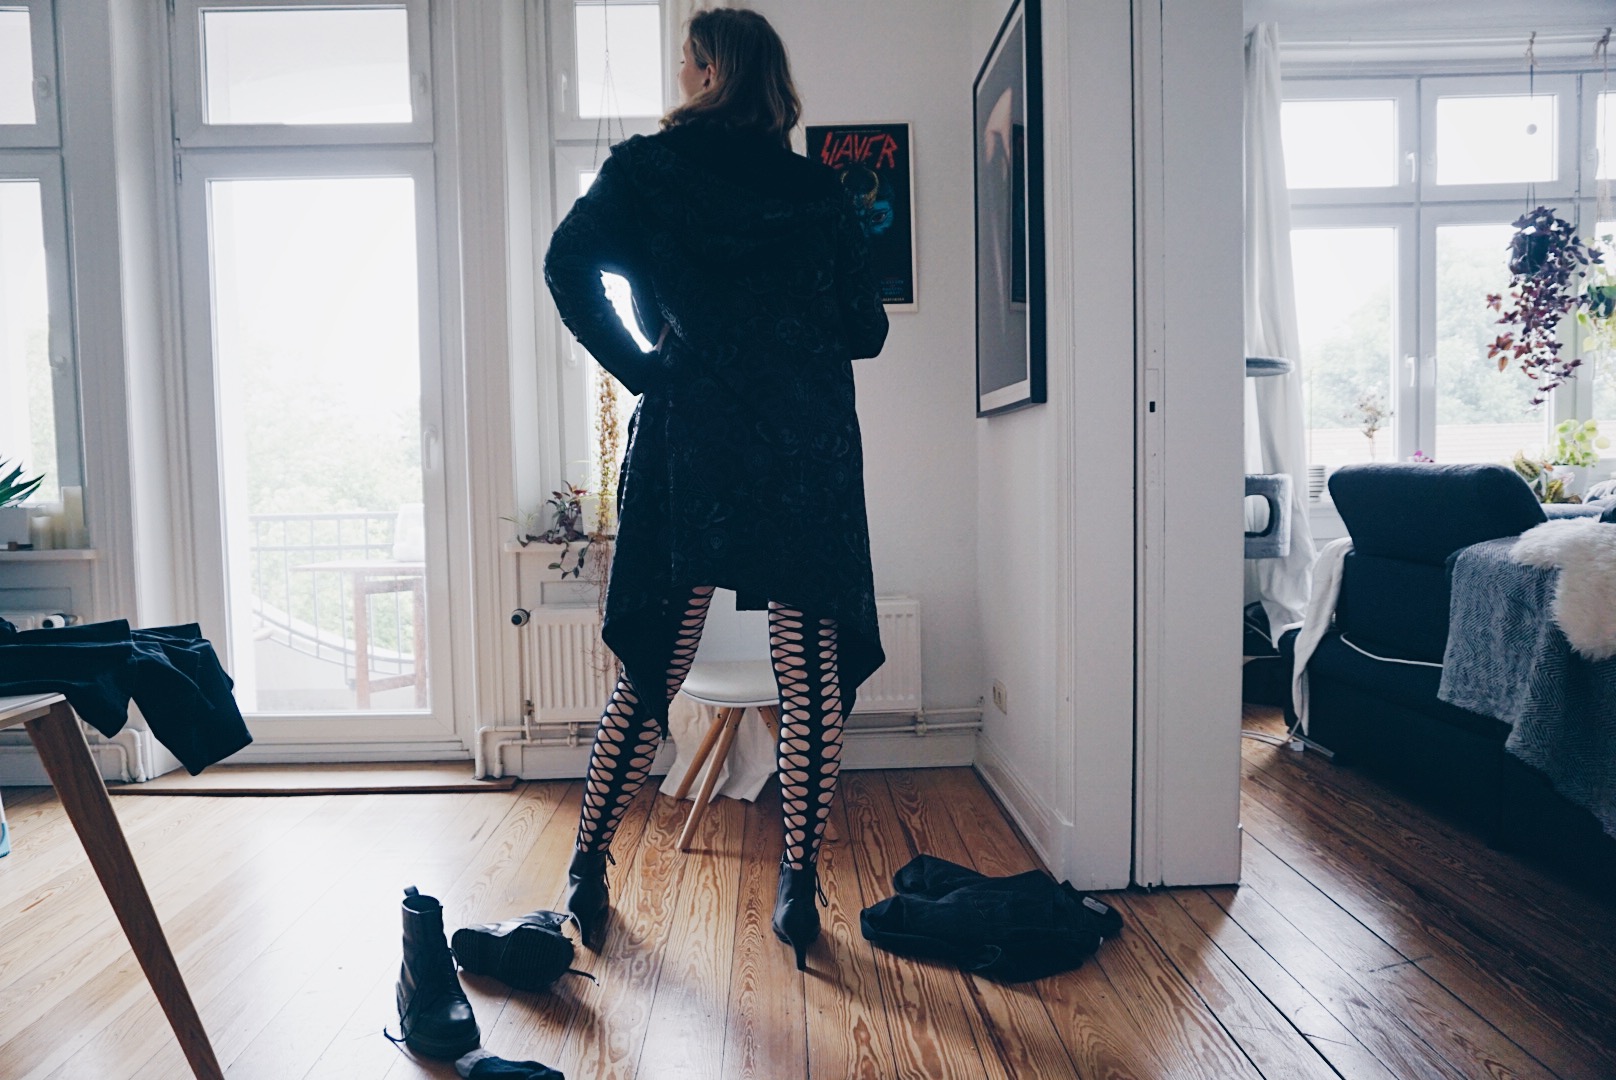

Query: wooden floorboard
[3,713,1613,1079]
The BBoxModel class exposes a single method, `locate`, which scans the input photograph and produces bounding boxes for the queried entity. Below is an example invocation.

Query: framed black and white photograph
[806,122,917,309]
[974,0,1045,416]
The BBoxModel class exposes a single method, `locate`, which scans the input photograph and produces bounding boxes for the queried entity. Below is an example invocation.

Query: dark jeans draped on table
[0,619,250,774]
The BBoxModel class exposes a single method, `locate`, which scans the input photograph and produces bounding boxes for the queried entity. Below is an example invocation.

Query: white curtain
[1243,23,1316,637]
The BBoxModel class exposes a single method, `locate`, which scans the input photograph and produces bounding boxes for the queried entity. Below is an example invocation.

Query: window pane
[1600,93,1615,180]
[575,1,663,119]
[1435,223,1544,462]
[1292,227,1397,467]
[208,177,427,713]
[0,9,34,125]
[1435,94,1556,185]
[1282,99,1396,188]
[0,180,56,502]
[202,8,412,125]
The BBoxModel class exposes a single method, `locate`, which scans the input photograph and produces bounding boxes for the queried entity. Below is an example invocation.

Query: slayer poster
[806,123,916,309]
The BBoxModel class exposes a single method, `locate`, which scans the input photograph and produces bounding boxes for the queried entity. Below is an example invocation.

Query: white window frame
[1283,78,1416,207]
[546,0,668,145]
[0,152,79,490]
[0,0,59,148]
[170,0,434,149]
[1288,68,1614,484]
[1418,73,1579,204]
[544,0,669,497]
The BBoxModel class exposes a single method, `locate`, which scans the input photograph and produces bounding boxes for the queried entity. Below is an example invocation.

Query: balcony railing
[247,511,417,683]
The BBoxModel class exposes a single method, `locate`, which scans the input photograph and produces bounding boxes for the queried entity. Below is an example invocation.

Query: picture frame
[974,0,1046,416]
[806,122,917,310]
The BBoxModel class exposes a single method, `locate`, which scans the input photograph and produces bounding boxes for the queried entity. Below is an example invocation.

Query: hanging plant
[1575,231,1616,358]
[1486,206,1605,406]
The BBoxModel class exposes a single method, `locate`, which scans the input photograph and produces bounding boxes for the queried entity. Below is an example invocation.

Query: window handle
[422,425,442,474]
[1405,151,1417,184]
[33,74,51,103]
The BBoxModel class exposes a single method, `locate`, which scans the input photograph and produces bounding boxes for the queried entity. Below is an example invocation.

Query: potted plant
[1544,418,1610,500]
[1512,450,1581,504]
[505,482,597,578]
[1486,207,1605,406]
[0,459,44,547]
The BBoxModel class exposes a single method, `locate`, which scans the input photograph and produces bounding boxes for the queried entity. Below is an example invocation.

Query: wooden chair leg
[678,706,742,852]
[671,704,730,802]
[25,703,224,1080]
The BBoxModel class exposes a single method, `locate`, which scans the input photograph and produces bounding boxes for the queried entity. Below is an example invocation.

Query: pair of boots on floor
[394,886,591,1061]
[564,591,845,970]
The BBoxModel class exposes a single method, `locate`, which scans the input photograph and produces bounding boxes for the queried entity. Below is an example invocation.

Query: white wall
[969,0,1140,890]
[753,1,985,716]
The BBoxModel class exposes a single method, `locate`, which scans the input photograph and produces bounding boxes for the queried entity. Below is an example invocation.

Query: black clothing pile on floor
[860,854,1124,982]
[0,618,251,773]
[455,1050,564,1080]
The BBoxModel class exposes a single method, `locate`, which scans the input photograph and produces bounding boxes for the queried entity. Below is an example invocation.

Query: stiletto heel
[561,847,613,949]
[772,857,827,971]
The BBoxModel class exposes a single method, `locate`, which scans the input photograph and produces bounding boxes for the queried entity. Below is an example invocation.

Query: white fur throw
[1511,520,1616,661]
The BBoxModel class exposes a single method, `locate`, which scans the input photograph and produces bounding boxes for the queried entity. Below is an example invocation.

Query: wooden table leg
[25,702,224,1080]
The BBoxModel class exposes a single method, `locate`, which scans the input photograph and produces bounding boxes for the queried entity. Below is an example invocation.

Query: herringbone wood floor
[1,710,1613,1078]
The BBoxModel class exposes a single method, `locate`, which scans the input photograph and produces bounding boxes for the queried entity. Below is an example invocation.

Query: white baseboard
[973,731,1062,875]
[0,741,136,786]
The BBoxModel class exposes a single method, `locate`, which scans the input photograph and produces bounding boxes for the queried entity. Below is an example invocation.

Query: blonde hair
[663,9,800,148]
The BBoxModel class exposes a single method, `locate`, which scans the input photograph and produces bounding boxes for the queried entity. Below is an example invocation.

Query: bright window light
[1435,94,1556,185]
[1282,99,1396,188]
[0,9,35,125]
[202,7,412,125]
[575,1,663,119]
[0,180,55,501]
[1292,226,1396,466]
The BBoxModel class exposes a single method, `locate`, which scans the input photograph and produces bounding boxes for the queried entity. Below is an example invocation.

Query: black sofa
[1278,463,1616,887]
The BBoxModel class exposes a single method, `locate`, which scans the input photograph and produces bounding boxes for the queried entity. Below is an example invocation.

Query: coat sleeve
[834,195,891,360]
[543,151,668,397]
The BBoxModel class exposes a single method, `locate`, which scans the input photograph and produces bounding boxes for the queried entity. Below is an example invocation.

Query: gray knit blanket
[1439,538,1616,837]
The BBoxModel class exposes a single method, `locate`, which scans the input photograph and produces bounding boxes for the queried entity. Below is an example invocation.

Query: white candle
[59,486,86,548]
[28,514,52,550]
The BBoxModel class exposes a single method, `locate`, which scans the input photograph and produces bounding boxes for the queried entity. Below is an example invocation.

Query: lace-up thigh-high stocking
[573,585,715,854]
[767,603,845,871]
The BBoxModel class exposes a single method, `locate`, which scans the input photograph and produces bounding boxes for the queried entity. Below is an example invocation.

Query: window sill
[0,548,97,562]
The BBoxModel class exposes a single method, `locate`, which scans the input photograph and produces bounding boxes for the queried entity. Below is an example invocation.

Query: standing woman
[542,8,888,969]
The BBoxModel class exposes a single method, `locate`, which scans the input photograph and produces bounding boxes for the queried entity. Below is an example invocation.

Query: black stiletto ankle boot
[560,847,612,949]
[772,857,827,971]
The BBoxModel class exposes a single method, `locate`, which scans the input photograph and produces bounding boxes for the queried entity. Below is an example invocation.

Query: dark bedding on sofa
[1440,538,1616,838]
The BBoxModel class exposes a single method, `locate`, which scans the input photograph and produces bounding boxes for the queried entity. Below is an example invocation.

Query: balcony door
[173,1,458,748]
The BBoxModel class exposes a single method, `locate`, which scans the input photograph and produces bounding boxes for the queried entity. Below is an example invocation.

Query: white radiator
[522,595,922,724]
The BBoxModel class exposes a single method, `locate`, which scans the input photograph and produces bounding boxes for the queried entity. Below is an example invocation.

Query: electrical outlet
[991,680,1007,714]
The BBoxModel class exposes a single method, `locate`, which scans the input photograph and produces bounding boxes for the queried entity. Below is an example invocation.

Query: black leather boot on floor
[772,857,827,971]
[560,848,612,950]
[395,886,480,1060]
[451,909,595,993]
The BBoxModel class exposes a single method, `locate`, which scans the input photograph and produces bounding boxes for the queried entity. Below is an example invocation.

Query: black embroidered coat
[543,123,889,728]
